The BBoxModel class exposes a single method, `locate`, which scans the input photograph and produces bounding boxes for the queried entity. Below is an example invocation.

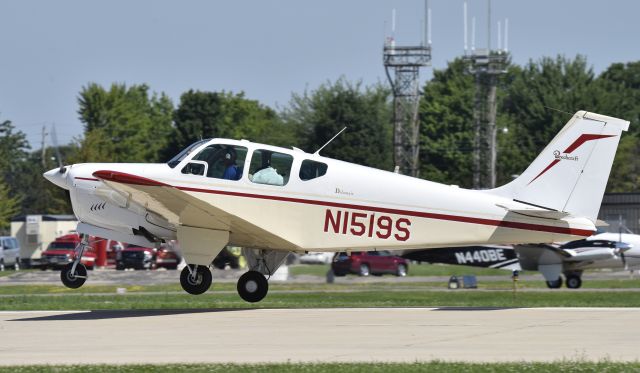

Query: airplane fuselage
[52,138,595,253]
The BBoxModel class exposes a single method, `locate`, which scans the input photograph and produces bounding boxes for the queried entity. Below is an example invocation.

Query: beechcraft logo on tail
[528,134,616,185]
[553,150,578,161]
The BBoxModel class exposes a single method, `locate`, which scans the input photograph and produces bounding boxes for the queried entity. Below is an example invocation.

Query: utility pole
[463,0,508,189]
[40,125,48,168]
[383,1,432,177]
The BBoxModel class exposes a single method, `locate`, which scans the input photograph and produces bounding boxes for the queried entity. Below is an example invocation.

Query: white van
[0,236,20,271]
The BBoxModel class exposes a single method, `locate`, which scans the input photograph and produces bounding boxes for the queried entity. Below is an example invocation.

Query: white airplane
[517,232,639,289]
[44,111,629,302]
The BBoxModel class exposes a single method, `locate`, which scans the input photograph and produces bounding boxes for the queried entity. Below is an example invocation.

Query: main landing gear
[60,236,90,289]
[237,271,269,303]
[545,272,583,289]
[179,249,288,303]
[180,265,212,295]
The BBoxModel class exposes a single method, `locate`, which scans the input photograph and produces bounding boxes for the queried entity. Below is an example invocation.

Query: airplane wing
[92,170,298,251]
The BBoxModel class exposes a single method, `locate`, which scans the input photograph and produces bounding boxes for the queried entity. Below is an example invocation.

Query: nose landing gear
[61,262,87,289]
[60,235,90,289]
[180,265,212,295]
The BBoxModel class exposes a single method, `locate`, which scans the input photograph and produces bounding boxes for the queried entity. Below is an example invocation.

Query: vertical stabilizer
[490,111,630,222]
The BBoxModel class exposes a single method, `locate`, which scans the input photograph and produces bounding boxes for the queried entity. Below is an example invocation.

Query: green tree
[0,180,20,232]
[76,83,173,163]
[282,79,392,169]
[594,61,640,192]
[418,58,475,186]
[164,90,295,160]
[0,119,30,184]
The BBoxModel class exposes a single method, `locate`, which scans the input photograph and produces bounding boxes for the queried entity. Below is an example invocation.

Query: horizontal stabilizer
[496,203,569,220]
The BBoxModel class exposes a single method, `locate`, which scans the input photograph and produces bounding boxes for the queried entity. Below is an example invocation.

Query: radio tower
[463,0,508,189]
[383,1,432,177]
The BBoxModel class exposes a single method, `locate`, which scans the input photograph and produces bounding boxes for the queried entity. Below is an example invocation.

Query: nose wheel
[61,263,87,289]
[180,265,212,295]
[237,270,269,303]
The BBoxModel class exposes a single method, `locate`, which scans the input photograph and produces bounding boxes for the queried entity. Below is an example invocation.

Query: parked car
[40,233,96,270]
[116,244,180,270]
[331,251,408,277]
[299,252,333,265]
[0,236,20,271]
[155,245,181,270]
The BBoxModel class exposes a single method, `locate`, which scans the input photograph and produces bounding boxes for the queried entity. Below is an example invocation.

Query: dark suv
[331,251,408,277]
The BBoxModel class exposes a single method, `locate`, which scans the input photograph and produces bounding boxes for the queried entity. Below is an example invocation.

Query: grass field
[1,362,639,372]
[1,281,640,310]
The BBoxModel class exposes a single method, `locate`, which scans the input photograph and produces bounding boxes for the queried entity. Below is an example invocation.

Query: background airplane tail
[490,111,629,222]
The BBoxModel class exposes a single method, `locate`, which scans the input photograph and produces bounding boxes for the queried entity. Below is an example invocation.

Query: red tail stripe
[563,134,616,153]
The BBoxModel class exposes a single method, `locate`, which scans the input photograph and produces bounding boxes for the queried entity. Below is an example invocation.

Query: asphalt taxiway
[0,307,638,364]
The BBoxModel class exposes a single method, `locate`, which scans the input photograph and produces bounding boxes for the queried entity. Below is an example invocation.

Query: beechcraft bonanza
[44,111,629,302]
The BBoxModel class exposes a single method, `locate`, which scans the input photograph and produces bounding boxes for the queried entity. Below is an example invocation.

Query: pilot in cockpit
[222,147,239,180]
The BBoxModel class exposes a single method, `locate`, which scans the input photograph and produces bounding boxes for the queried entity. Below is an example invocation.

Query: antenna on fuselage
[314,127,347,156]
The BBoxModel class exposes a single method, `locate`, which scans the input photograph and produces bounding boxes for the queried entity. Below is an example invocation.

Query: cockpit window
[183,144,248,180]
[299,160,328,181]
[167,139,210,168]
[248,149,293,186]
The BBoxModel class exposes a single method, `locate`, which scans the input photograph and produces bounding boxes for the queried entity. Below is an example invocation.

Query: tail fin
[491,111,629,222]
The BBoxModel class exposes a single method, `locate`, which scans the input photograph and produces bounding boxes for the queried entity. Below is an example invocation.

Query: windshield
[167,139,211,168]
[47,242,76,250]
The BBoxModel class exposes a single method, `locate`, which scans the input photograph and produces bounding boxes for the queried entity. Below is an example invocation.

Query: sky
[1,0,639,148]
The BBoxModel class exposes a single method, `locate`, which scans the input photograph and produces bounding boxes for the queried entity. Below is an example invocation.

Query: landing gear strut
[237,271,269,303]
[60,235,89,289]
[180,265,212,295]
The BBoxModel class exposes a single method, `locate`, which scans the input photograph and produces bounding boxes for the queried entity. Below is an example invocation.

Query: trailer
[10,215,77,268]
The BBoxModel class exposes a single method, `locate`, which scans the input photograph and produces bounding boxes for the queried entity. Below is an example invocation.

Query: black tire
[237,271,269,303]
[0,259,4,272]
[546,277,563,289]
[116,264,124,270]
[565,275,582,289]
[14,258,20,271]
[395,264,408,277]
[180,265,212,295]
[60,263,87,289]
[333,271,346,277]
[358,263,370,277]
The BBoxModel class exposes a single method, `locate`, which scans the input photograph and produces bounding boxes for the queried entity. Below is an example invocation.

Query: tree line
[1,54,639,231]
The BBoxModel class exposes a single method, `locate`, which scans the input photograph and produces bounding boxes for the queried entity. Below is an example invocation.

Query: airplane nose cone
[43,167,70,190]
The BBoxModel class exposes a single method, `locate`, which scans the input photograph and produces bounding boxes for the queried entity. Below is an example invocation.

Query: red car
[331,251,409,277]
[40,234,97,270]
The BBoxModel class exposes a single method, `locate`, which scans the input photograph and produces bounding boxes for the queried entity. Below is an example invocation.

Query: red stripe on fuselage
[92,170,594,237]
[93,170,169,187]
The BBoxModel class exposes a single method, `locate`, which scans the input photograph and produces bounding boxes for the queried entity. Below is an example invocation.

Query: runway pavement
[0,307,638,364]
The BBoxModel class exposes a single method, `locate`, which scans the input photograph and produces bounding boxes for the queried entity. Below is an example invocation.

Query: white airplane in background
[44,111,629,302]
[517,232,639,289]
